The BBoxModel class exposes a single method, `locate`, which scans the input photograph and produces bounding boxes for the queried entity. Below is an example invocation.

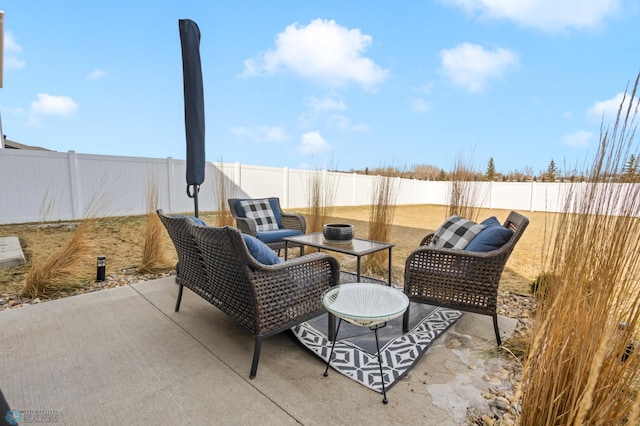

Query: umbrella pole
[187,184,200,218]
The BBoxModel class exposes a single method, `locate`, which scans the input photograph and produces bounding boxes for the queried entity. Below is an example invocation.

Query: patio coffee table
[283,233,394,285]
[322,283,410,404]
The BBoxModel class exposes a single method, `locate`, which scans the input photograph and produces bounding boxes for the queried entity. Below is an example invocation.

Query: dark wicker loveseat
[157,210,340,378]
[402,211,529,345]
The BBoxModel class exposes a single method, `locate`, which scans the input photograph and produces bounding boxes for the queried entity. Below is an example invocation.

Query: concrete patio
[0,277,517,425]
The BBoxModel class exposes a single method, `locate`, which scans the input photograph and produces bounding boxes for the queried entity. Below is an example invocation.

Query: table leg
[328,313,336,341]
[284,241,289,261]
[388,247,392,286]
[356,256,361,282]
[324,318,343,377]
[372,322,389,404]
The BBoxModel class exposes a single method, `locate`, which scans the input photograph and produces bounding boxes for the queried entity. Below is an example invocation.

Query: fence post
[530,180,535,212]
[234,162,242,190]
[67,151,81,220]
[352,173,358,206]
[166,157,175,213]
[489,181,493,209]
[283,167,289,208]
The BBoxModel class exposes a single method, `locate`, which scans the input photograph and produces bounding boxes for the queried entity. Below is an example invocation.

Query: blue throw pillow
[174,215,207,226]
[242,234,281,265]
[479,216,501,227]
[465,216,513,252]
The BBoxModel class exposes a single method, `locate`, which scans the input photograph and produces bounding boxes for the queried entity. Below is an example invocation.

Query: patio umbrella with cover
[179,19,205,217]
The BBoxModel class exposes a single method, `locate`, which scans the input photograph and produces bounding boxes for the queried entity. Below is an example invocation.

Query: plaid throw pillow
[430,215,486,249]
[239,199,280,232]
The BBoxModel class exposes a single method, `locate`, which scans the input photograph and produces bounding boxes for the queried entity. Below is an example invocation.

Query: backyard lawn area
[0,204,545,303]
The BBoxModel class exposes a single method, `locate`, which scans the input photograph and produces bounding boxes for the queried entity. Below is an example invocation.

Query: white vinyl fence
[0,149,630,225]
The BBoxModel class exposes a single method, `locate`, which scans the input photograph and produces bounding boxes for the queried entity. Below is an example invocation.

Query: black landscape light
[96,256,106,282]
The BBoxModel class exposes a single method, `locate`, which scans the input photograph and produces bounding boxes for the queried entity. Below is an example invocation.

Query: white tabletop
[322,283,409,327]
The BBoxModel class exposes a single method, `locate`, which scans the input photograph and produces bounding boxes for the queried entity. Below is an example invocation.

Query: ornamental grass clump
[519,74,640,425]
[214,159,234,227]
[364,165,401,276]
[22,187,113,298]
[447,153,485,222]
[23,220,93,298]
[306,161,337,233]
[138,178,172,273]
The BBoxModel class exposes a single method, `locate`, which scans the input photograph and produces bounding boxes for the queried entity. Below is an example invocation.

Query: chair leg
[250,337,263,379]
[493,314,502,346]
[175,284,184,312]
[402,305,411,333]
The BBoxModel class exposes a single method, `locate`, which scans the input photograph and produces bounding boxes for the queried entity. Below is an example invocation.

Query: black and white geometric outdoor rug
[291,300,462,394]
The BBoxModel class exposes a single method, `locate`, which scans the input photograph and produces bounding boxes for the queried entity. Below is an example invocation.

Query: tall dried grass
[306,162,338,233]
[23,220,93,298]
[364,165,401,275]
[22,178,118,297]
[138,177,172,273]
[214,159,234,227]
[519,75,640,425]
[447,153,485,222]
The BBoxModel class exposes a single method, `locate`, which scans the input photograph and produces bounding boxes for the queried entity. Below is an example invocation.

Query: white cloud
[440,43,518,93]
[4,32,26,70]
[300,94,369,131]
[87,69,108,80]
[297,131,331,154]
[586,92,639,124]
[30,94,78,118]
[443,0,622,31]
[326,114,370,132]
[230,125,289,142]
[242,19,388,90]
[412,98,433,113]
[563,130,592,148]
[5,32,22,53]
[415,82,434,95]
[5,57,26,70]
[307,95,347,112]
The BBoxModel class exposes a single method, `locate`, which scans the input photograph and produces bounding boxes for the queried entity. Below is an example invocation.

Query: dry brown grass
[364,166,401,276]
[518,75,640,425]
[305,165,337,233]
[214,160,235,227]
[22,220,94,298]
[0,215,175,301]
[138,178,172,273]
[447,153,485,222]
[1,205,542,303]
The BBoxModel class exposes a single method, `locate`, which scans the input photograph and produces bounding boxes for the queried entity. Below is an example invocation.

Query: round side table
[322,283,410,404]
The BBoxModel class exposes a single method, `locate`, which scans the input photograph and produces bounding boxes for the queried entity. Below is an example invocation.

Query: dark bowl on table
[323,224,354,243]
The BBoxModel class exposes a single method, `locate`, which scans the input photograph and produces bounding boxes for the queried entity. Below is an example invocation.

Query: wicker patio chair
[157,210,209,313]
[157,210,340,378]
[402,211,529,345]
[228,197,306,254]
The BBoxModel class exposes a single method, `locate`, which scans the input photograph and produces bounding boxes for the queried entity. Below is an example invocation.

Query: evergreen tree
[485,157,496,181]
[546,159,557,182]
[623,154,637,182]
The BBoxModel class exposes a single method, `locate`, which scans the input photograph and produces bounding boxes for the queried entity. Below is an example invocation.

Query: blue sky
[1,1,639,175]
